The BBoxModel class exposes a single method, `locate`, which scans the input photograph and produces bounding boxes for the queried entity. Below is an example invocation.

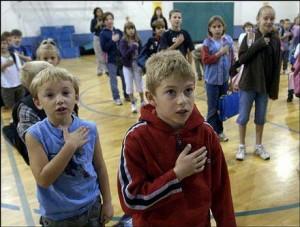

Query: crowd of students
[1,4,299,227]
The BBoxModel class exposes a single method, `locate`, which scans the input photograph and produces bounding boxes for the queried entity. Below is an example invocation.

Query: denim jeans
[205,82,228,134]
[236,90,268,125]
[40,197,102,227]
[107,63,127,100]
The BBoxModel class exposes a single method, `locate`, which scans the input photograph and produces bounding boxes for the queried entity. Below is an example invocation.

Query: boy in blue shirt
[25,66,113,226]
[9,29,32,66]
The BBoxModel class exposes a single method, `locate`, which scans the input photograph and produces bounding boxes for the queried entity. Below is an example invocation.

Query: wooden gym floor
[1,55,299,226]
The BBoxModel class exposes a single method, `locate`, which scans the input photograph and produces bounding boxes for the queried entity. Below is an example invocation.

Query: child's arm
[17,53,32,62]
[238,34,268,65]
[119,39,137,59]
[1,59,14,72]
[118,134,207,214]
[201,45,228,65]
[93,135,114,224]
[17,104,41,142]
[25,126,89,188]
[210,134,237,227]
[186,49,193,64]
[100,32,115,52]
[168,33,185,50]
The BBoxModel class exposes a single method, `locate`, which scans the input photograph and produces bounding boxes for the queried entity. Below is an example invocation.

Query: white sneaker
[236,144,246,161]
[131,103,137,113]
[114,99,123,106]
[218,132,229,142]
[255,144,270,160]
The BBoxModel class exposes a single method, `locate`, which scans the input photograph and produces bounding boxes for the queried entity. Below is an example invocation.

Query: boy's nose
[177,93,187,104]
[56,95,64,104]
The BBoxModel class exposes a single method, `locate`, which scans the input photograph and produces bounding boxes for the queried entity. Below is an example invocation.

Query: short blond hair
[30,66,79,98]
[20,61,52,90]
[145,50,195,94]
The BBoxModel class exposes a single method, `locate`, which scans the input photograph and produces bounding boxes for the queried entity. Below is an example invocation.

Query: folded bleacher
[40,25,80,59]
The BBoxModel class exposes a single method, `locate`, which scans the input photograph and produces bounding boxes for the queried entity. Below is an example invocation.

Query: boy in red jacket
[117,50,236,227]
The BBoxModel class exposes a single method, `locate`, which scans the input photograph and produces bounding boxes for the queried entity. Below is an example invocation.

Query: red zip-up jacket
[118,104,236,227]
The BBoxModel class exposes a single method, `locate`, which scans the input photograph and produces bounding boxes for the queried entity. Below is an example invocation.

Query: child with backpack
[2,61,51,165]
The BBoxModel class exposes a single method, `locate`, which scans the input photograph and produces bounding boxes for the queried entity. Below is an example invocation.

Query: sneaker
[131,103,137,113]
[236,144,246,161]
[255,144,270,160]
[124,96,131,102]
[218,132,229,142]
[114,99,123,106]
[287,96,293,102]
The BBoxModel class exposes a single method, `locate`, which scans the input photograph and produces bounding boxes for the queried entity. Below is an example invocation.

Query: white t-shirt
[238,32,247,48]
[1,54,21,88]
[294,43,300,59]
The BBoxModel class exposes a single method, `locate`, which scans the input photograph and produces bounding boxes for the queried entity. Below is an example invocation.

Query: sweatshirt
[118,104,236,227]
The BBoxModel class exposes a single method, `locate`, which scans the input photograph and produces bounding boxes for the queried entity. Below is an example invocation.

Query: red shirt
[118,104,236,227]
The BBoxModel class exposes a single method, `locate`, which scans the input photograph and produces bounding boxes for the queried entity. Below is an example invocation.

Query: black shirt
[90,18,104,36]
[159,29,194,57]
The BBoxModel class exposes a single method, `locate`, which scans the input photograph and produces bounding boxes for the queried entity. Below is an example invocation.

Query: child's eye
[166,89,176,97]
[63,91,70,96]
[184,87,194,96]
[45,93,53,98]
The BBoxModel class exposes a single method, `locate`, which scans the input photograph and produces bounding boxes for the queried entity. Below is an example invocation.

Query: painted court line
[79,85,299,134]
[1,120,35,226]
[2,202,299,221]
[1,203,20,211]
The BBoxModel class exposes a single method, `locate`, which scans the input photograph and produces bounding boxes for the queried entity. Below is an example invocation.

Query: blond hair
[36,39,60,60]
[30,66,79,98]
[256,5,275,22]
[20,61,52,90]
[145,50,195,94]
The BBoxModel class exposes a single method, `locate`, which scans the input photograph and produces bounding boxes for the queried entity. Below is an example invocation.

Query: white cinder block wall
[1,1,299,37]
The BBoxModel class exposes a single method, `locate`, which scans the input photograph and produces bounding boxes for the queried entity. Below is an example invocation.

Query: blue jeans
[107,63,127,100]
[40,197,102,227]
[205,82,228,134]
[236,90,268,125]
[281,50,289,71]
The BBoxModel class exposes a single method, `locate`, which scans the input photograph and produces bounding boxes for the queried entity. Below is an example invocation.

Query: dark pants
[40,197,102,227]
[107,63,128,101]
[281,50,289,71]
[205,82,228,134]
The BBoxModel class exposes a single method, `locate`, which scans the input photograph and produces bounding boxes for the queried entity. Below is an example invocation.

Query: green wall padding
[174,2,234,42]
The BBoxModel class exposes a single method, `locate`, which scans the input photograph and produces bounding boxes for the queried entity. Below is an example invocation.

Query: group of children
[0,4,296,227]
[278,16,300,102]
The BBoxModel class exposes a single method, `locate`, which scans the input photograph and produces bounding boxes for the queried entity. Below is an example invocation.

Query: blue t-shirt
[27,116,100,220]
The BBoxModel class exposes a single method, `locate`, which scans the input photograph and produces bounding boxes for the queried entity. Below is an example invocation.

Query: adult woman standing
[150,6,168,32]
[90,7,108,76]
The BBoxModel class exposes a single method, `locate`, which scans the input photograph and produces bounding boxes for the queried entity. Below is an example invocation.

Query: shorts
[236,90,268,125]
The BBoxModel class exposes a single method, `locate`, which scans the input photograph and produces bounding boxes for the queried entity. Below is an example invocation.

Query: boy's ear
[145,91,156,106]
[33,97,43,110]
[75,94,79,103]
